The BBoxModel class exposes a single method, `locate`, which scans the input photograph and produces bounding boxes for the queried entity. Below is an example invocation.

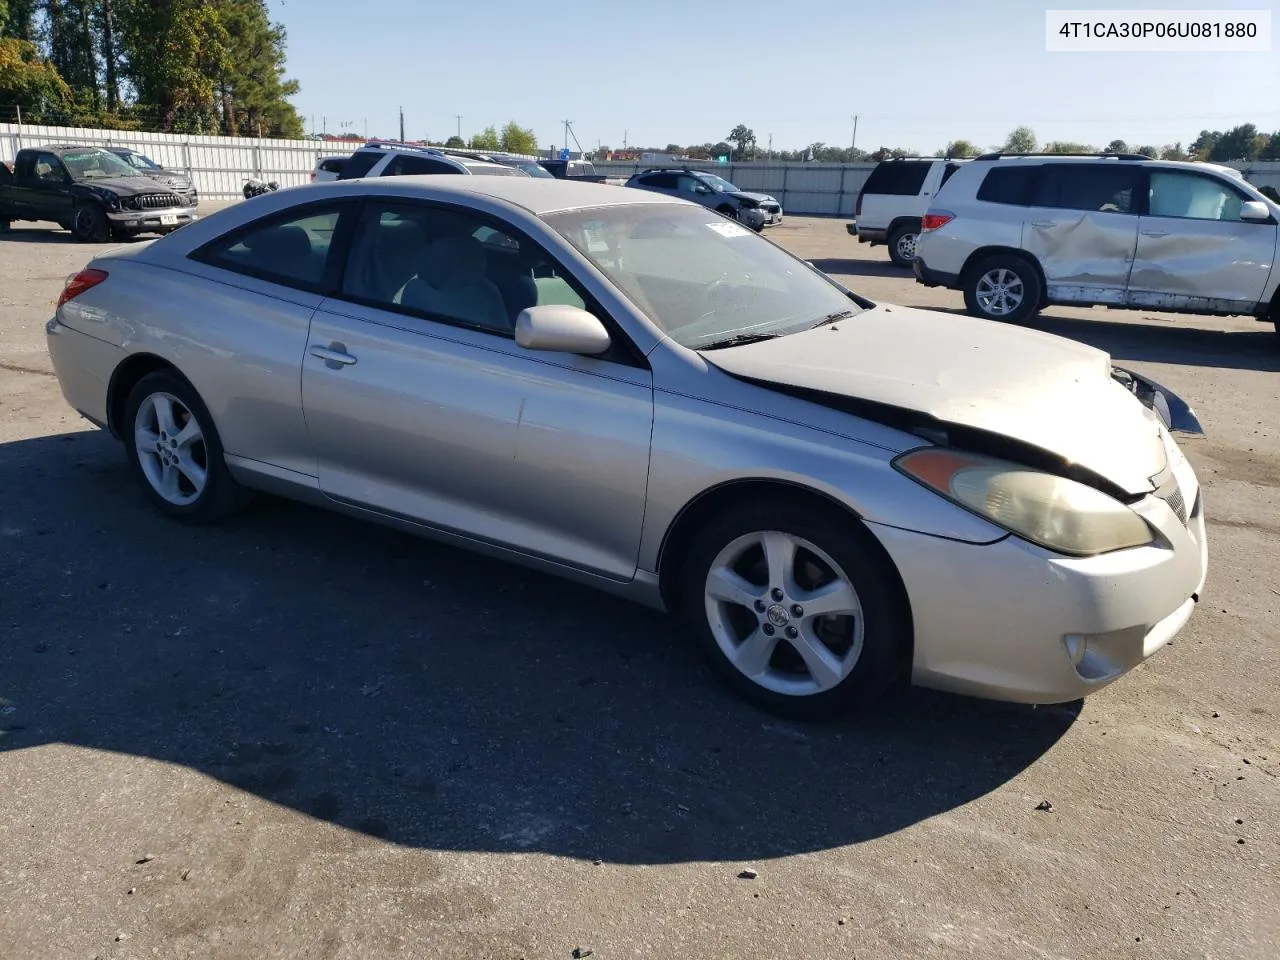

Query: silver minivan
[912,154,1280,338]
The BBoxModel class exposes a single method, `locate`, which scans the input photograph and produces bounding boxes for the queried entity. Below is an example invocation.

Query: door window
[34,153,67,183]
[385,154,460,176]
[1032,164,1139,214]
[1148,172,1250,221]
[337,151,385,180]
[639,173,678,189]
[341,202,592,337]
[676,174,713,196]
[194,205,349,290]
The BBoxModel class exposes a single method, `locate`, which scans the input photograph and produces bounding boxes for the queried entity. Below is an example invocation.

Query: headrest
[244,224,312,260]
[421,235,487,289]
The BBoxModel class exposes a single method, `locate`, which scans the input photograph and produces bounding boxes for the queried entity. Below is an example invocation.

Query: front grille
[761,202,781,213]
[132,192,183,210]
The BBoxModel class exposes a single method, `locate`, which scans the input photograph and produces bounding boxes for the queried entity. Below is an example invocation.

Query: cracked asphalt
[1,210,1277,960]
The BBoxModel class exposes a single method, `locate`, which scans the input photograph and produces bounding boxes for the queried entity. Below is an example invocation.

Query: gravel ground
[1,211,1277,960]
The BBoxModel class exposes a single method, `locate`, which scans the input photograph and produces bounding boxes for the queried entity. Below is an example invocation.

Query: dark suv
[624,167,783,230]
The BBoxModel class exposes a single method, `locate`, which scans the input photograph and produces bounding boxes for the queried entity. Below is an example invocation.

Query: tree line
[1,0,303,137]
[607,123,1280,164]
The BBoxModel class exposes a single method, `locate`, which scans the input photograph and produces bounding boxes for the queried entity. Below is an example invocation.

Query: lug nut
[754,600,767,613]
[771,588,784,602]
[791,605,804,617]
[762,624,775,636]
[785,626,798,639]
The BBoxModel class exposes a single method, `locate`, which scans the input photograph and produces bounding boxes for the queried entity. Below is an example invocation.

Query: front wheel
[122,370,250,523]
[963,254,1042,323]
[678,501,910,720]
[71,202,109,243]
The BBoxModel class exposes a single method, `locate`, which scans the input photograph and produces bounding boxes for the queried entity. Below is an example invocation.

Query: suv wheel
[963,254,1042,323]
[715,204,738,221]
[887,223,920,267]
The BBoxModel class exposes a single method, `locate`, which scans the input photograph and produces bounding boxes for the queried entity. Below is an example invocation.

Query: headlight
[894,448,1155,556]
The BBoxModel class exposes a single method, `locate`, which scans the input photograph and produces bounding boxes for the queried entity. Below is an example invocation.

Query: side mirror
[514,304,611,355]
[1239,200,1272,221]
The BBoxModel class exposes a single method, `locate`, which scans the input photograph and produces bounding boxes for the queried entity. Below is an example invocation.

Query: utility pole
[399,106,405,142]
[768,133,773,159]
[563,120,571,156]
[363,117,367,138]
[322,115,327,136]
[851,114,858,154]
[456,115,462,139]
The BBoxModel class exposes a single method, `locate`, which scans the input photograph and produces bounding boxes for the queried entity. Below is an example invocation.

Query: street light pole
[456,115,462,139]
[851,114,858,153]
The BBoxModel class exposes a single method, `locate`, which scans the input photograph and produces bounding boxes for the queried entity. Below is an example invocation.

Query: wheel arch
[106,353,192,438]
[887,216,922,235]
[655,478,914,659]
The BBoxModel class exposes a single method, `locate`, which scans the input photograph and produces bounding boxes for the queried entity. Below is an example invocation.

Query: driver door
[675,173,715,207]
[30,152,76,224]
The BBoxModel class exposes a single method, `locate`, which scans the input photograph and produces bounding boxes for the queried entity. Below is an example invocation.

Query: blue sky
[277,0,1278,152]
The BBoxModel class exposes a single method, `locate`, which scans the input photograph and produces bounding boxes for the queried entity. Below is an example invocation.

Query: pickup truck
[0,143,199,242]
[536,158,626,185]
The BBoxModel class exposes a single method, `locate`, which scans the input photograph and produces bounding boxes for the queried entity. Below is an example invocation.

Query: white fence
[0,122,349,199]
[5,121,1280,212]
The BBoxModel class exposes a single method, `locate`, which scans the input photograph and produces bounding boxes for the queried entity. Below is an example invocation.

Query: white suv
[913,153,1280,337]
[849,158,968,267]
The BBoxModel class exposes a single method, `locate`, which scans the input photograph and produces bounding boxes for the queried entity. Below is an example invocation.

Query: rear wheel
[678,501,910,720]
[122,370,250,523]
[71,202,109,243]
[887,222,920,267]
[963,253,1042,323]
[716,204,738,221]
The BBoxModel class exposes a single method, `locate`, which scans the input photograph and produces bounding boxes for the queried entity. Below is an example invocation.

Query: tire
[716,205,738,221]
[678,500,910,720]
[71,202,109,243]
[963,253,1042,323]
[121,370,250,523]
[0,219,10,234]
[887,222,920,267]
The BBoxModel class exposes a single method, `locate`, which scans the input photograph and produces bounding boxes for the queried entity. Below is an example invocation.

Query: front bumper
[912,257,960,288]
[867,456,1208,704]
[106,205,199,233]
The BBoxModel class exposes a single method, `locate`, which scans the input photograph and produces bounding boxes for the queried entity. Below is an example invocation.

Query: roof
[304,176,678,216]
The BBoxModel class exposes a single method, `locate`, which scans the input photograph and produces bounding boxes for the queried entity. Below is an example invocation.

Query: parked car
[46,177,1207,719]
[848,158,967,267]
[912,152,1280,337]
[311,155,348,182]
[537,158,625,184]
[336,141,526,179]
[624,167,783,231]
[0,143,199,241]
[106,147,199,207]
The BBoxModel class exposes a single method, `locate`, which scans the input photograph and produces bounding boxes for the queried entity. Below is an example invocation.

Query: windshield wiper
[809,310,855,329]
[698,332,781,350]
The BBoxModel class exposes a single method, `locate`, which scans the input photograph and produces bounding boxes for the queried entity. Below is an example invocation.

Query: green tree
[1043,141,1095,153]
[1189,129,1219,160]
[215,0,303,137]
[469,125,500,150]
[499,120,536,154]
[1002,126,1037,153]
[1259,132,1280,161]
[1105,139,1129,154]
[942,139,979,158]
[444,135,465,148]
[0,35,71,121]
[1209,124,1260,161]
[3,0,38,41]
[727,123,755,155]
[1132,144,1158,158]
[1160,142,1186,160]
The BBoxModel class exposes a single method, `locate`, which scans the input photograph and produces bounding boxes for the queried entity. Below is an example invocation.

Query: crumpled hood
[733,191,779,205]
[704,303,1167,496]
[75,175,178,197]
[139,170,194,191]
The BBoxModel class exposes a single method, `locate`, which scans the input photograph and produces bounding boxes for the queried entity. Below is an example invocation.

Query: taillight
[854,190,863,216]
[921,211,954,232]
[57,268,108,308]
[310,171,317,180]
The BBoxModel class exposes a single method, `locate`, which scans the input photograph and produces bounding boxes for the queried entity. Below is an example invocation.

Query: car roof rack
[638,166,710,174]
[975,151,1152,161]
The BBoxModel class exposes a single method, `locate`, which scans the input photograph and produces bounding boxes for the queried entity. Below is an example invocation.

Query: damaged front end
[1110,367,1204,437]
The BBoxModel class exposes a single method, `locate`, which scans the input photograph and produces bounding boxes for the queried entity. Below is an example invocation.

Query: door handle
[1141,230,1169,238]
[1030,220,1055,227]
[310,344,357,366]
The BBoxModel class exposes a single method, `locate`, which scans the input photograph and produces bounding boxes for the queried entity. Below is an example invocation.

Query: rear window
[862,161,931,196]
[319,158,346,173]
[976,165,1038,205]
[338,150,385,180]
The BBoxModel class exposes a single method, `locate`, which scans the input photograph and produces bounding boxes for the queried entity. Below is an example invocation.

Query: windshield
[518,160,555,178]
[468,163,524,177]
[698,173,739,193]
[62,149,139,180]
[544,204,863,349]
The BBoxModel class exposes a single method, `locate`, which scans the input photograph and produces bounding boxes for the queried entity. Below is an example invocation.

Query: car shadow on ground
[0,228,77,244]
[0,429,1078,865]
[809,256,909,280]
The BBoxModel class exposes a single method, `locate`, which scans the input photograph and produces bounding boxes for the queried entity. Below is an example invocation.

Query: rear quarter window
[976,166,1038,205]
[862,161,931,196]
[338,151,385,180]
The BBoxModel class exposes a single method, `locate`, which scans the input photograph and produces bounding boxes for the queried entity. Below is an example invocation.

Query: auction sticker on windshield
[707,221,751,238]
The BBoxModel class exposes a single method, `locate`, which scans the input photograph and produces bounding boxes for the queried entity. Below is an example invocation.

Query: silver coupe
[45,177,1209,718]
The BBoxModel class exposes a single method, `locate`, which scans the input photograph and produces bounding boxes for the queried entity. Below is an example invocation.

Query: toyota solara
[45,177,1209,719]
